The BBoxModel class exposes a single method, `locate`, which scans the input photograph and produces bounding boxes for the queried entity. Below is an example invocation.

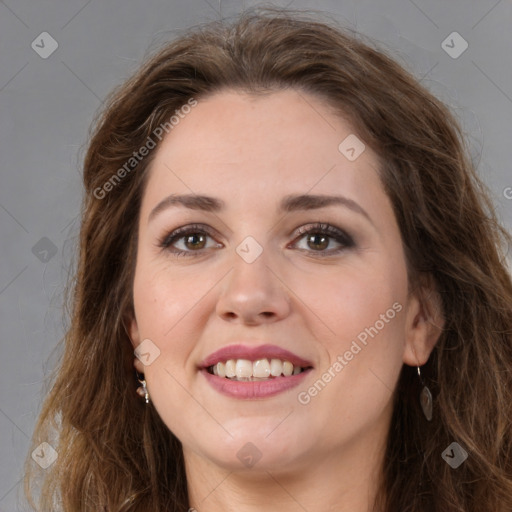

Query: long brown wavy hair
[24,7,512,511]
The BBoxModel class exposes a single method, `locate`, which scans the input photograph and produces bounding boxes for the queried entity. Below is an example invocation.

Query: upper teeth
[211,359,303,379]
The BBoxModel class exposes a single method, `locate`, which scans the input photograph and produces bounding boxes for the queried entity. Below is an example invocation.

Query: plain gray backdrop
[1,0,511,510]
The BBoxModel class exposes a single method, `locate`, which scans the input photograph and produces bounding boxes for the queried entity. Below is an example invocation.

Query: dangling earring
[417,366,432,421]
[136,371,150,404]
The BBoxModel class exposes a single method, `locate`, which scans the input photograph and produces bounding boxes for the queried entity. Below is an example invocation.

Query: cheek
[295,257,407,421]
[131,263,193,374]
[292,282,405,439]
[289,252,408,411]
[131,263,209,432]
[133,260,207,336]
[290,256,406,344]
[131,257,225,382]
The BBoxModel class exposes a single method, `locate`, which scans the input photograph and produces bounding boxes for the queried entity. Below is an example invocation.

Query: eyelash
[157,222,355,258]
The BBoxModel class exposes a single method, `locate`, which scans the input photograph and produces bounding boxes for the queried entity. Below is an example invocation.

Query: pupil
[308,233,328,250]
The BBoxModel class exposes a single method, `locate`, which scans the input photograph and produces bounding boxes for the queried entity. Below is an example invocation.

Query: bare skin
[128,89,442,511]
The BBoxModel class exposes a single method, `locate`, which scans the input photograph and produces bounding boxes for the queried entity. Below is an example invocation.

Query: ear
[403,274,444,366]
[124,310,145,374]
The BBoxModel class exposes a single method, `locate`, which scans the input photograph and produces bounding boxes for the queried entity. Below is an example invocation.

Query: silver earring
[417,366,432,421]
[136,372,150,404]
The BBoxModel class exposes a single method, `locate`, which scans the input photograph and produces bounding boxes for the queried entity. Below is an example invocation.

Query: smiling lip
[199,343,313,368]
[201,368,312,399]
[199,343,314,400]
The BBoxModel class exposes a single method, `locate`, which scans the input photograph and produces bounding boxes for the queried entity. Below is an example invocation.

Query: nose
[215,247,291,325]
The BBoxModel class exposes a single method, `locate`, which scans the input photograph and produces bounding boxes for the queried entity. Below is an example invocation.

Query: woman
[25,7,512,511]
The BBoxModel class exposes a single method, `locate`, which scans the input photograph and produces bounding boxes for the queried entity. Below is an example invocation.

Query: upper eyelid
[162,222,346,239]
[158,223,220,247]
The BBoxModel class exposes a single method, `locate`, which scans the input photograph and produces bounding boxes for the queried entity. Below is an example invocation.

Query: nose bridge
[215,237,290,323]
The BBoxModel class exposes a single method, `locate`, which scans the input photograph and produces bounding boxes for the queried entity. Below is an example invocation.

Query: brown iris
[307,233,329,251]
[185,233,207,250]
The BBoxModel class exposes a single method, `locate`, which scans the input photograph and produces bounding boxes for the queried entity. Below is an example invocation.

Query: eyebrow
[148,193,374,225]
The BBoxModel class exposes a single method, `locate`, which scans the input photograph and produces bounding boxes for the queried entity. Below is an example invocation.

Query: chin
[197,423,313,472]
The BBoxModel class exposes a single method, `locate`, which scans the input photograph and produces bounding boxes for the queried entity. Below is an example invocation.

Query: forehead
[141,89,385,215]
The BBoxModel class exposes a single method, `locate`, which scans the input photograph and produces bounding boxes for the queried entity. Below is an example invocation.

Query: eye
[158,224,222,256]
[291,223,355,255]
[158,222,355,258]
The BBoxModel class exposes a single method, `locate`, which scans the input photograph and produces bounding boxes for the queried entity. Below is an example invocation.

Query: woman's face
[129,89,427,474]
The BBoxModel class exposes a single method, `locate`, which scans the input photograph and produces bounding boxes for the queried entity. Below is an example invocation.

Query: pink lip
[201,368,313,399]
[199,343,314,369]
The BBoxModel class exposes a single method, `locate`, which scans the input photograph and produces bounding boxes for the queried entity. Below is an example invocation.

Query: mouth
[199,344,314,399]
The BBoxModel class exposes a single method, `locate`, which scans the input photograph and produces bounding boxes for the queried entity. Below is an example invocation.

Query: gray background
[0,0,511,509]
